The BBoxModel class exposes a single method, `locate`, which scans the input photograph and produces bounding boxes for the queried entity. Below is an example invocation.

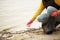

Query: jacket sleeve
[58,10,60,14]
[32,1,45,21]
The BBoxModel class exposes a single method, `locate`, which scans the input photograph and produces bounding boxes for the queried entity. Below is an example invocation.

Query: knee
[47,6,57,13]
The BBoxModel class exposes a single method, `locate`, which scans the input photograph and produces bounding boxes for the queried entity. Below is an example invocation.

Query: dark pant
[55,21,60,27]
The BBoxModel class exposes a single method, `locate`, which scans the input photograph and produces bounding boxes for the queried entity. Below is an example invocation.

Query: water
[0,0,43,31]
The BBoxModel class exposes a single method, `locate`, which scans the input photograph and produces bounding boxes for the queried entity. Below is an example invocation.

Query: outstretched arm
[27,1,45,27]
[32,1,45,21]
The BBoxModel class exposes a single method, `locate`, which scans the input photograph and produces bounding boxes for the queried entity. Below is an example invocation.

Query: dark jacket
[42,0,60,9]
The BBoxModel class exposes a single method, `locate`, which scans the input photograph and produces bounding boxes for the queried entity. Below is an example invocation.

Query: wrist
[27,19,33,24]
[30,19,33,23]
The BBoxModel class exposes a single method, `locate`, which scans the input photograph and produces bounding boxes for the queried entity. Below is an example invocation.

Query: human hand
[51,11,58,17]
[27,19,33,27]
